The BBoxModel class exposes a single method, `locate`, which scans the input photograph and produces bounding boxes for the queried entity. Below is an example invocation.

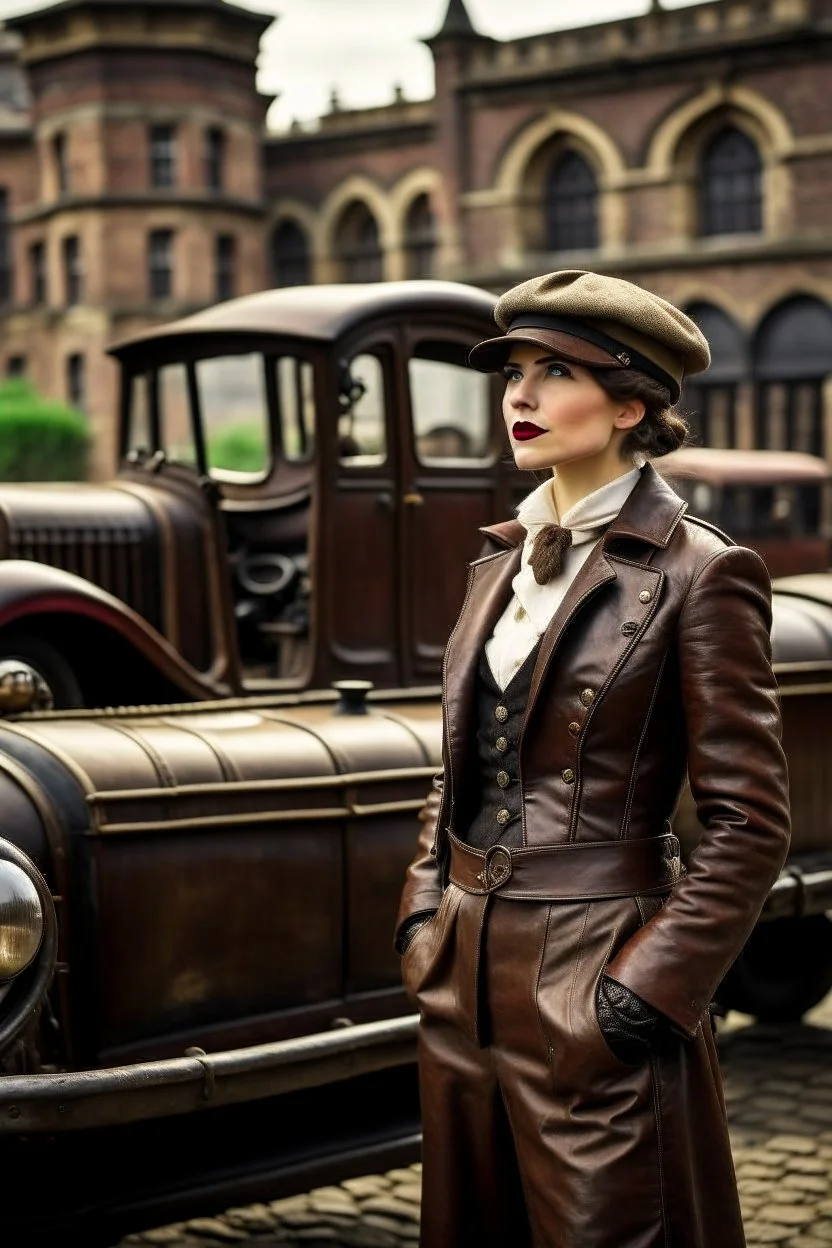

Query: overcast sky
[0,0,707,130]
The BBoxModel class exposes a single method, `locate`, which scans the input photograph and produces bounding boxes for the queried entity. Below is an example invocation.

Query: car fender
[0,560,226,704]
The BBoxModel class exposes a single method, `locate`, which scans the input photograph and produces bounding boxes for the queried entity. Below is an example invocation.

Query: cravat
[528,524,572,585]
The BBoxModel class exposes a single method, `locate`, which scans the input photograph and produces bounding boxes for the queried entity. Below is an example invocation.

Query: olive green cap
[469,269,710,403]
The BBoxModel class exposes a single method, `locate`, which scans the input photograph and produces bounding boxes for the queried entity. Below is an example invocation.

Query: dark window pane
[148,229,174,300]
[404,194,436,278]
[0,189,10,303]
[205,127,224,192]
[336,202,382,282]
[29,241,46,305]
[67,352,85,410]
[62,235,82,305]
[271,221,310,287]
[215,233,236,302]
[150,124,177,189]
[6,355,26,378]
[699,127,762,236]
[546,152,598,251]
[53,132,69,195]
[681,381,737,448]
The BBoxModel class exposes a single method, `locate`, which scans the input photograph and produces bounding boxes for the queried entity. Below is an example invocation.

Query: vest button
[639,589,652,604]
[495,736,509,752]
[496,770,510,788]
[580,688,595,706]
[496,808,511,826]
[568,721,580,736]
[494,705,509,723]
[562,768,575,784]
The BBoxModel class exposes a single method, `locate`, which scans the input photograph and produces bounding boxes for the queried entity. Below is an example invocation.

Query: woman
[396,269,790,1248]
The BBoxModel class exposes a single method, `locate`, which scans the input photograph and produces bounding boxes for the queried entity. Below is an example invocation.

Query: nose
[508,374,537,411]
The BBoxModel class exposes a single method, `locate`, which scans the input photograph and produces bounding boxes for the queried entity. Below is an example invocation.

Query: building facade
[0,0,831,476]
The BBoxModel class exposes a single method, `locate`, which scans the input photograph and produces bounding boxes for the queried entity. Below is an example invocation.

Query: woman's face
[501,344,641,473]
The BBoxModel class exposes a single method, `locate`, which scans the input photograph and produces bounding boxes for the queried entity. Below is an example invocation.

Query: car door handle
[403,493,424,506]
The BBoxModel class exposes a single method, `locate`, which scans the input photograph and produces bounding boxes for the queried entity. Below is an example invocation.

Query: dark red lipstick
[512,421,546,441]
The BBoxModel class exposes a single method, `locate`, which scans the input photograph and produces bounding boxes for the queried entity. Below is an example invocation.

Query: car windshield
[672,476,826,538]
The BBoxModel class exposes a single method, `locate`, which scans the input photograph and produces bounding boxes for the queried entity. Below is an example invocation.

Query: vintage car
[0,283,831,1241]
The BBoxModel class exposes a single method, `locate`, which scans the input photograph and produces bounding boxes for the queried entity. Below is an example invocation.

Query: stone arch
[752,295,832,457]
[645,85,795,238]
[388,167,449,279]
[319,176,395,282]
[268,198,318,284]
[682,301,750,449]
[492,110,628,259]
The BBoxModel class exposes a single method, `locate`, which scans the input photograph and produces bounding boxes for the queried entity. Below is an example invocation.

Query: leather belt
[448,832,681,901]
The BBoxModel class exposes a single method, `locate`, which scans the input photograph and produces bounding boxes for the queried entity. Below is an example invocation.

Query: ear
[613,398,645,430]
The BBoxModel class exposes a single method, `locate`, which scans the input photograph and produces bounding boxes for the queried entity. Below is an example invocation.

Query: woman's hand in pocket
[596,974,664,1065]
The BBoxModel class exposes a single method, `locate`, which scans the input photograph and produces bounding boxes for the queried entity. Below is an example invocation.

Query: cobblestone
[116,997,832,1247]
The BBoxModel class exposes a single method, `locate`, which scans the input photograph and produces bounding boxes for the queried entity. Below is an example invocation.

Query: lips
[512,421,546,441]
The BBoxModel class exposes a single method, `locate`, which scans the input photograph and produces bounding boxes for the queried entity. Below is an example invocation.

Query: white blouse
[484,467,642,690]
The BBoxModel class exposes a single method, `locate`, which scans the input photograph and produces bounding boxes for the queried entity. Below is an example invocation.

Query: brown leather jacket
[397,462,790,1038]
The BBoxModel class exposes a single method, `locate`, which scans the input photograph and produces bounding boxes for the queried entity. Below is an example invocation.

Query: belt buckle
[476,844,513,893]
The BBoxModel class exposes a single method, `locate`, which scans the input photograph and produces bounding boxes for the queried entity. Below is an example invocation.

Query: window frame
[204,126,225,192]
[545,150,599,253]
[67,352,85,410]
[62,234,83,306]
[698,126,763,238]
[149,124,177,190]
[215,233,236,302]
[148,228,174,301]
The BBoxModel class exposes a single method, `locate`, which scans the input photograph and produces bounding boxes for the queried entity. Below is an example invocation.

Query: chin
[511,442,559,472]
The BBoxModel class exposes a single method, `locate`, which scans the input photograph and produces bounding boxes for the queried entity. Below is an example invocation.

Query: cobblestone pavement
[118,995,832,1248]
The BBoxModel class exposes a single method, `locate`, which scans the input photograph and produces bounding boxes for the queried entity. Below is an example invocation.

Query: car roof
[110,281,498,359]
[659,447,831,485]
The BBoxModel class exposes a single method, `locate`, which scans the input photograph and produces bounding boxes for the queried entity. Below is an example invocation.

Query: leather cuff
[596,973,663,1064]
[399,914,434,954]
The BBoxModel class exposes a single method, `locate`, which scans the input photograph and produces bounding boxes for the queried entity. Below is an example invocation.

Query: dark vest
[463,640,542,850]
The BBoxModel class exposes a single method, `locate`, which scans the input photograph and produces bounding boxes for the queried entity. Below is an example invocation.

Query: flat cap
[469,269,710,402]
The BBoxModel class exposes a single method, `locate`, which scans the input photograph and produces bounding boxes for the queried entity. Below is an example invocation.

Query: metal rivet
[561,768,575,784]
[494,705,509,723]
[639,590,652,604]
[496,808,511,825]
[495,736,509,752]
[621,620,638,636]
[568,721,580,736]
[496,770,510,788]
[580,688,595,706]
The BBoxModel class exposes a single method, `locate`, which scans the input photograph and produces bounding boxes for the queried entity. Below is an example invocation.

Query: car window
[338,353,387,465]
[276,356,316,463]
[196,353,270,478]
[410,342,492,465]
[158,362,196,466]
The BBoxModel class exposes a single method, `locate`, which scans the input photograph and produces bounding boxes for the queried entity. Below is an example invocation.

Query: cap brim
[468,327,625,373]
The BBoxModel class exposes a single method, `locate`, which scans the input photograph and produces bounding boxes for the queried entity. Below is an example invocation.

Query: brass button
[495,736,509,753]
[580,688,595,706]
[562,768,575,784]
[639,590,652,604]
[494,705,509,723]
[568,721,580,736]
[496,770,510,788]
[496,808,511,826]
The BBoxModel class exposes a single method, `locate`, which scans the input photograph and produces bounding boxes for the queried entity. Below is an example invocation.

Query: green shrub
[207,423,268,474]
[0,378,89,481]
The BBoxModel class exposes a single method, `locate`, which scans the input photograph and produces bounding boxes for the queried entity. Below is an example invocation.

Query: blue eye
[502,365,523,382]
[546,362,570,378]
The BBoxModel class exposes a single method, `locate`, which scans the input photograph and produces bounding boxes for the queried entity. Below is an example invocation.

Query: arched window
[699,127,763,236]
[753,296,832,456]
[404,194,437,278]
[335,202,383,283]
[271,221,311,287]
[682,303,747,448]
[545,151,598,252]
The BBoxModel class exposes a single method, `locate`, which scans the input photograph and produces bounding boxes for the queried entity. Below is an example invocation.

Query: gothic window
[271,221,310,287]
[335,202,382,283]
[753,296,832,457]
[404,194,437,278]
[699,127,762,236]
[545,152,598,252]
[681,303,747,448]
[148,229,174,300]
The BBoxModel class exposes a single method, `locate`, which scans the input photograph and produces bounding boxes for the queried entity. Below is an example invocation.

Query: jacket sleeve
[394,771,444,953]
[606,545,791,1038]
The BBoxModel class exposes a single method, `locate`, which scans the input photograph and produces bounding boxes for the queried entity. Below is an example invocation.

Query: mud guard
[0,560,227,706]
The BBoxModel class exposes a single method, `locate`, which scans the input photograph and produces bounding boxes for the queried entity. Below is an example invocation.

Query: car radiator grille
[9,526,162,630]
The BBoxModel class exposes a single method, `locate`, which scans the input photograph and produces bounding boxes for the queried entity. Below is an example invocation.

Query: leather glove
[399,913,435,954]
[596,973,663,1064]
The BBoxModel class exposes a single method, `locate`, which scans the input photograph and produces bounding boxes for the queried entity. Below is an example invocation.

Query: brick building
[0,0,831,476]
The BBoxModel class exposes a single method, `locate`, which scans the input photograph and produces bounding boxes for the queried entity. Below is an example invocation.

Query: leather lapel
[443,547,520,797]
[525,538,617,720]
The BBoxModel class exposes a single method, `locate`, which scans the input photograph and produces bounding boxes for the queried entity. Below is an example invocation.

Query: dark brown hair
[590,367,690,459]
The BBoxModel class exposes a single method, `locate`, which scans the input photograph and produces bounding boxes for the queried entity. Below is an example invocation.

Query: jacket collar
[478,462,687,554]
